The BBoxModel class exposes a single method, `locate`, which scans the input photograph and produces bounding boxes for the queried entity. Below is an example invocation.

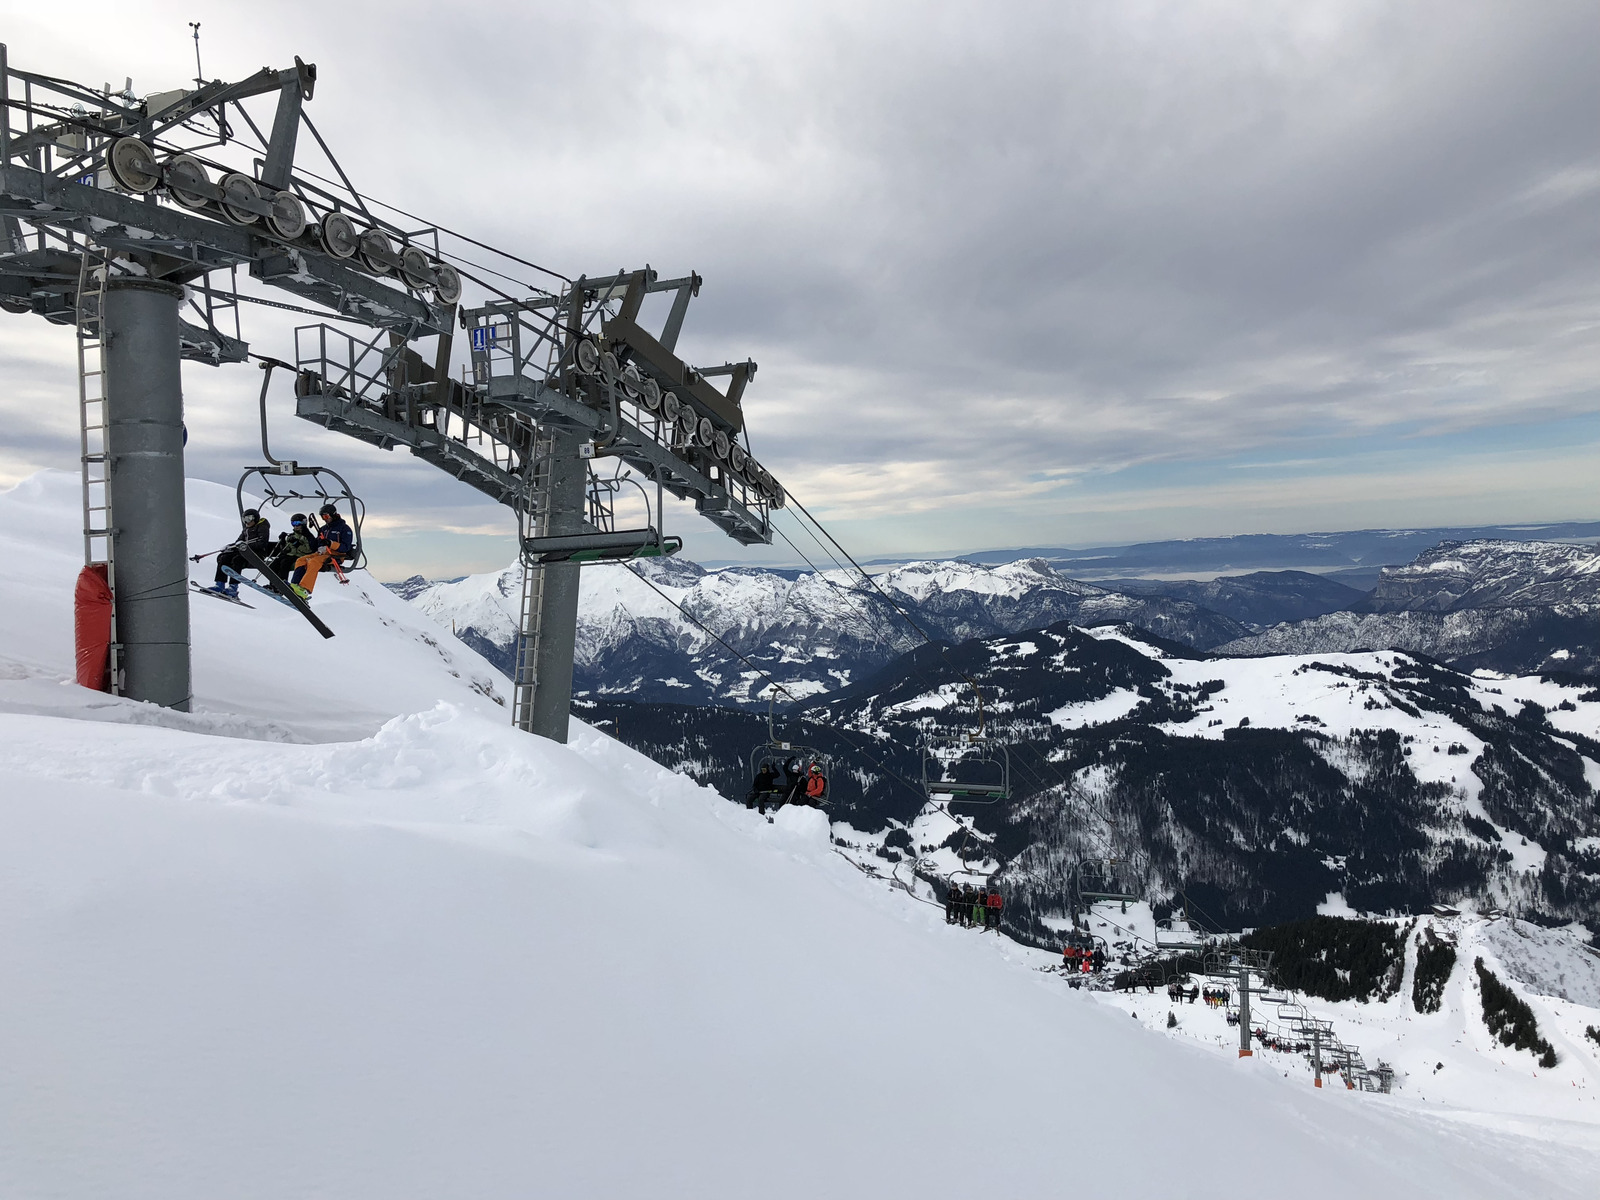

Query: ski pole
[189,541,241,563]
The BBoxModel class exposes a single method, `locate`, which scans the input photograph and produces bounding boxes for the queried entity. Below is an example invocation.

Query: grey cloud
[1,0,1595,569]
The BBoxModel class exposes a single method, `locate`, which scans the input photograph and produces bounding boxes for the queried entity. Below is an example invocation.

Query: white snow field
[3,471,1600,1198]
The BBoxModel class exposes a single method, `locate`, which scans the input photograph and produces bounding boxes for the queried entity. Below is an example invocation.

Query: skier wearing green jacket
[267,514,314,580]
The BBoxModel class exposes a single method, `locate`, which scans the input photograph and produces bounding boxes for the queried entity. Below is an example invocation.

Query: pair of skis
[189,544,335,639]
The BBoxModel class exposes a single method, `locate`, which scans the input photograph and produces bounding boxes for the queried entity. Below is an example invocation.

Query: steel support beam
[103,277,190,710]
[526,430,589,743]
[1238,960,1252,1057]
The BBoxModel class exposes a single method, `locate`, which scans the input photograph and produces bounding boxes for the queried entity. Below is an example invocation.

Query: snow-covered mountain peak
[399,550,1246,707]
[876,556,1102,603]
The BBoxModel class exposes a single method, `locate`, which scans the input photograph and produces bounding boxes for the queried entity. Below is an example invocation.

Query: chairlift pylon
[236,358,366,569]
[746,686,833,809]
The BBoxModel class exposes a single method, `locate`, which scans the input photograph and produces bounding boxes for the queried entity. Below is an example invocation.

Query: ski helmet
[319,503,338,517]
[243,508,259,520]
[290,513,306,525]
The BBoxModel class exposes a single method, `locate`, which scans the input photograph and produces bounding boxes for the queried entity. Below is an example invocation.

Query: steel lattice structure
[0,46,781,738]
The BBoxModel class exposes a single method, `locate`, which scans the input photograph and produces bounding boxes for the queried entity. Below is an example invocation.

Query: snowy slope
[1074,906,1600,1131]
[3,469,1600,1197]
[0,470,509,740]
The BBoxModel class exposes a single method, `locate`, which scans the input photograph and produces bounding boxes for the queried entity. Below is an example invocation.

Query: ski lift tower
[0,48,453,709]
[1,46,786,740]
[288,265,787,743]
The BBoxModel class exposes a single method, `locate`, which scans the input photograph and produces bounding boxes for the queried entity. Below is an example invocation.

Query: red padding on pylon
[74,563,113,692]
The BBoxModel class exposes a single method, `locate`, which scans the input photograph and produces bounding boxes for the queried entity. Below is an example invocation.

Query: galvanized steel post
[103,277,191,710]
[527,432,588,742]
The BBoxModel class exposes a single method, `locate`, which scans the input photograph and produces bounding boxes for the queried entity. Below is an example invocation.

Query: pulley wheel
[433,262,462,305]
[267,191,307,239]
[600,351,620,378]
[676,405,696,440]
[575,338,600,373]
[641,378,662,411]
[621,363,643,399]
[108,137,160,193]
[713,430,731,460]
[163,153,210,209]
[320,211,359,259]
[218,172,261,224]
[729,443,747,472]
[661,390,680,421]
[697,416,714,447]
[359,228,396,275]
[401,245,433,290]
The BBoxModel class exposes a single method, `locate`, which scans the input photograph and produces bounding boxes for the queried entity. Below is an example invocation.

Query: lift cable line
[775,490,1175,917]
[619,561,932,808]
[779,490,1008,808]
[769,520,892,653]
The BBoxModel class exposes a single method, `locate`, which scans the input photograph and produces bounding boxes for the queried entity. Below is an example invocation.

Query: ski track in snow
[3,471,1600,1197]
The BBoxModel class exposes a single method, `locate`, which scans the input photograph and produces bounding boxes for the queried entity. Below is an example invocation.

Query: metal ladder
[76,246,118,692]
[510,433,557,731]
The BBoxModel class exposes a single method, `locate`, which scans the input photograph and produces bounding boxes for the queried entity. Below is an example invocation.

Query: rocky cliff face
[1110,570,1368,629]
[1360,540,1600,612]
[1220,541,1600,676]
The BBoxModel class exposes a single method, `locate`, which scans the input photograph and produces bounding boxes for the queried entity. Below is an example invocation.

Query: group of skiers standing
[205,504,355,602]
[946,882,1002,930]
[745,757,828,815]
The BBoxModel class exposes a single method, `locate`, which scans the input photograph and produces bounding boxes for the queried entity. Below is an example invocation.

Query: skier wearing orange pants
[291,503,355,598]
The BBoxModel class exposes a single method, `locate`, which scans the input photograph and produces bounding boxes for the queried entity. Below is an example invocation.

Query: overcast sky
[1,1,1596,578]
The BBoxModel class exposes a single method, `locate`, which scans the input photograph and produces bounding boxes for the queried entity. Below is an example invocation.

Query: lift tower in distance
[0,47,784,738]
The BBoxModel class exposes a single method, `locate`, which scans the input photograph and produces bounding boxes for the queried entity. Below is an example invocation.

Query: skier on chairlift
[804,761,827,805]
[207,508,271,598]
[780,756,804,806]
[268,513,313,582]
[291,503,355,598]
[747,761,780,815]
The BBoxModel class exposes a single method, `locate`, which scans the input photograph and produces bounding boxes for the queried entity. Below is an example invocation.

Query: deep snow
[3,470,1599,1198]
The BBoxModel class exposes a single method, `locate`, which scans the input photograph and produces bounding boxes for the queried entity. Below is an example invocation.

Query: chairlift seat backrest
[932,782,1009,799]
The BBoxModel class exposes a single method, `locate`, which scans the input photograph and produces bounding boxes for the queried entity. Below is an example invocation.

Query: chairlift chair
[520,463,682,565]
[748,688,833,808]
[237,359,367,569]
[1075,857,1140,908]
[921,733,1011,805]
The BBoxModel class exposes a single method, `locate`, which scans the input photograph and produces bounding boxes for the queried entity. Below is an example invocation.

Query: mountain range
[580,626,1600,938]
[1222,540,1600,676]
[397,536,1600,701]
[936,521,1600,587]
[394,531,1600,938]
[397,556,1251,706]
